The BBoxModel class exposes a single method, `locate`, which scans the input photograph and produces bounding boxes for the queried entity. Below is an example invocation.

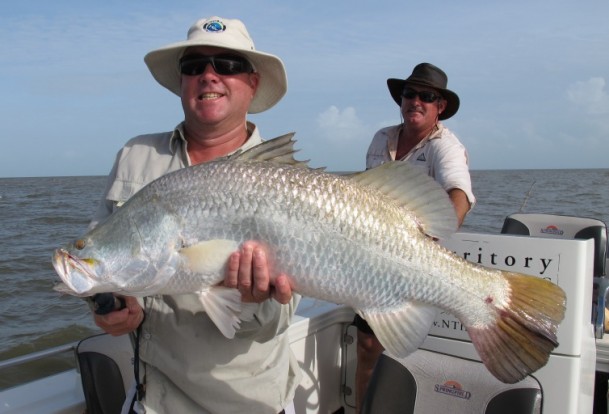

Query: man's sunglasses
[402,88,442,103]
[179,54,254,76]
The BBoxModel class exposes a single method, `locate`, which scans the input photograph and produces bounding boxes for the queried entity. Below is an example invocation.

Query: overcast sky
[1,0,607,177]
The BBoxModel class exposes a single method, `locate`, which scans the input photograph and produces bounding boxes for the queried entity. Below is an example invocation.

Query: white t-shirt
[366,123,476,207]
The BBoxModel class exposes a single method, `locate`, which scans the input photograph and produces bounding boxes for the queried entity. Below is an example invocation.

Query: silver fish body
[53,134,565,383]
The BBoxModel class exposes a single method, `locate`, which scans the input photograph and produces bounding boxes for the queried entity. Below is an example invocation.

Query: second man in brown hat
[355,62,476,413]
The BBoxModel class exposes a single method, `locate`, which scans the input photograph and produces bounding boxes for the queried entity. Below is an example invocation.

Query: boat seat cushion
[76,333,134,414]
[362,351,541,414]
[501,213,607,277]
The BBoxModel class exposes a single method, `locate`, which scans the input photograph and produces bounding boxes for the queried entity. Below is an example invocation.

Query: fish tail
[467,272,566,383]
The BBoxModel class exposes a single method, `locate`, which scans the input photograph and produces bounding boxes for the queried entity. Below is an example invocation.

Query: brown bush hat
[387,63,460,120]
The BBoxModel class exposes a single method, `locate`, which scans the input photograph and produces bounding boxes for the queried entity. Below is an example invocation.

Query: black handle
[91,293,126,315]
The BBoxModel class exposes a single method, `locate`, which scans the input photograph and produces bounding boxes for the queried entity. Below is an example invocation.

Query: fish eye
[75,239,86,250]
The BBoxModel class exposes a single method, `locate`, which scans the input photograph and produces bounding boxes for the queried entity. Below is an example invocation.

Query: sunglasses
[402,88,442,103]
[179,54,254,76]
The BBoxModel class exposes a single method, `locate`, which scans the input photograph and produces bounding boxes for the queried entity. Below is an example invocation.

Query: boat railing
[0,341,83,394]
[0,341,78,371]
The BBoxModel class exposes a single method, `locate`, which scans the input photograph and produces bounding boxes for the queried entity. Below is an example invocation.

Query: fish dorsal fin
[229,133,312,168]
[349,162,457,239]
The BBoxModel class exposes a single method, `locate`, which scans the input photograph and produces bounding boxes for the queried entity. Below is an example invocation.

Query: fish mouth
[52,248,99,295]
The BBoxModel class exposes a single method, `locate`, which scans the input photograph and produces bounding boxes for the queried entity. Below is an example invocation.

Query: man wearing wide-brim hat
[368,62,475,221]
[89,16,300,414]
[355,62,476,413]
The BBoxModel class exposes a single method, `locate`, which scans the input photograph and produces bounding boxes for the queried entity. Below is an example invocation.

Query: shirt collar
[169,122,188,154]
[168,121,261,155]
[387,122,444,160]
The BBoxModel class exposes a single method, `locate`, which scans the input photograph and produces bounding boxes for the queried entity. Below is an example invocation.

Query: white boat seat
[76,333,134,414]
[501,213,607,276]
[501,213,609,339]
[361,351,542,414]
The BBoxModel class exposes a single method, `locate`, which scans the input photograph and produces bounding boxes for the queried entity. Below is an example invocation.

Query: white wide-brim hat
[144,16,287,114]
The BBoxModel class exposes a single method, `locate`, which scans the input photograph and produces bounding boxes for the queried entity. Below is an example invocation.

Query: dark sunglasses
[179,54,254,76]
[402,88,442,103]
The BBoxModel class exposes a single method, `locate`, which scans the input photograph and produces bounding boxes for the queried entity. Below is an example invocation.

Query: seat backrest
[362,351,542,414]
[76,333,134,414]
[501,213,607,277]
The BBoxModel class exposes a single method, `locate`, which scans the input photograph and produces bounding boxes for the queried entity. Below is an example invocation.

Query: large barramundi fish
[53,134,566,384]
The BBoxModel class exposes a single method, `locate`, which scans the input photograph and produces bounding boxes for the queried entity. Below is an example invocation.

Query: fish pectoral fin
[183,240,258,338]
[361,301,438,358]
[180,239,239,275]
[198,286,245,339]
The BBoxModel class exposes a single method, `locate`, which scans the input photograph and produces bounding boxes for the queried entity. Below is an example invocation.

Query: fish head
[53,245,114,296]
[52,203,183,296]
[52,231,153,296]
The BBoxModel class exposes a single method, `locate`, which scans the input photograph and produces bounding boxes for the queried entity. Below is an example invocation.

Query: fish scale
[199,167,414,306]
[53,133,566,384]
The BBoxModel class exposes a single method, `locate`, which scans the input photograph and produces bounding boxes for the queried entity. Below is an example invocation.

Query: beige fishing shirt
[90,122,301,414]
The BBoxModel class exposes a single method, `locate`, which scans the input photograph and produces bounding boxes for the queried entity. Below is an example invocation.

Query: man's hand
[93,296,144,336]
[224,241,293,304]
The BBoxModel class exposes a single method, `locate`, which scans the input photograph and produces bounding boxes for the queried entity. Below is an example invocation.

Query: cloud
[567,77,609,115]
[316,106,367,142]
[2,1,609,176]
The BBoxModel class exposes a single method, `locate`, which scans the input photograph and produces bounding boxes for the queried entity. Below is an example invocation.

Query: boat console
[502,213,608,339]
